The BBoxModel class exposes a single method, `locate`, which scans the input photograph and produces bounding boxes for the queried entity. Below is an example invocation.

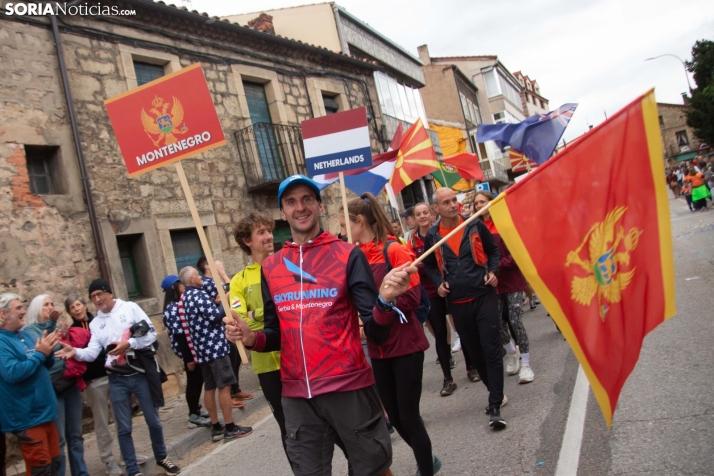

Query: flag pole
[175,162,249,364]
[339,171,353,243]
[385,199,495,291]
[384,183,407,237]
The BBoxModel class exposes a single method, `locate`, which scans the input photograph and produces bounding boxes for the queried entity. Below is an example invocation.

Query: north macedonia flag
[489,90,675,426]
[390,119,440,193]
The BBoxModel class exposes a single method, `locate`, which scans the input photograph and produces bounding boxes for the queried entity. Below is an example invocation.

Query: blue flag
[477,103,577,164]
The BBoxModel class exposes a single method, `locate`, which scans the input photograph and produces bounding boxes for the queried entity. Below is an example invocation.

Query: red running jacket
[251,231,394,399]
[360,238,429,360]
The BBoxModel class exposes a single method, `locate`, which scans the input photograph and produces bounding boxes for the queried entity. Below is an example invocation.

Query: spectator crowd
[1,171,564,476]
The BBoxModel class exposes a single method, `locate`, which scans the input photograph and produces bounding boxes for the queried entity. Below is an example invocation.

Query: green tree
[685,39,714,146]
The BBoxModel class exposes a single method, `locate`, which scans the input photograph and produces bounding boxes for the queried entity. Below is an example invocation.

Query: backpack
[383,240,431,325]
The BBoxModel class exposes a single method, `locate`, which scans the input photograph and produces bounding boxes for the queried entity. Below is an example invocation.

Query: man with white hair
[0,293,61,476]
[178,266,252,443]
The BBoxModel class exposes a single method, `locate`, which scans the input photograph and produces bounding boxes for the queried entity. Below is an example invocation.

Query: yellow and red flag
[508,149,539,173]
[390,119,440,193]
[489,90,675,426]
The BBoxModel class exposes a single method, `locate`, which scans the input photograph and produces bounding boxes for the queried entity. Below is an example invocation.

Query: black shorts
[200,355,237,391]
[282,386,392,476]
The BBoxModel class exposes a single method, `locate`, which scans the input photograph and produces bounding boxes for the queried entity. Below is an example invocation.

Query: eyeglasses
[90,291,106,301]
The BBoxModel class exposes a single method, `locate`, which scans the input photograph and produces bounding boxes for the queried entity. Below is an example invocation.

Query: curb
[147,391,268,467]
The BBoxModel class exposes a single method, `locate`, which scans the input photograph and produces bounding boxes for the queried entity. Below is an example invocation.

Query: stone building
[657,101,705,164]
[513,71,549,117]
[225,3,441,207]
[0,0,386,392]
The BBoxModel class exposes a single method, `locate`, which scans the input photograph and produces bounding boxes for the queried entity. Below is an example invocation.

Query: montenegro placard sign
[104,63,226,177]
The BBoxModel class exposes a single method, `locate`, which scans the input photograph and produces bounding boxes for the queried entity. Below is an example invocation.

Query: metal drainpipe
[50,15,111,283]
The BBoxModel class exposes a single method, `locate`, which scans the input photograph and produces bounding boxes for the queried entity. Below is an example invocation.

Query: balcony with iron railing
[234,122,306,191]
[381,114,443,159]
[480,159,510,185]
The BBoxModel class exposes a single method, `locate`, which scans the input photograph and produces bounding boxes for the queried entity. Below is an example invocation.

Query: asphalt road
[180,196,712,476]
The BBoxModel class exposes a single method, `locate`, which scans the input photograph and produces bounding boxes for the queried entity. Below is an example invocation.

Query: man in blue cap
[226,174,419,476]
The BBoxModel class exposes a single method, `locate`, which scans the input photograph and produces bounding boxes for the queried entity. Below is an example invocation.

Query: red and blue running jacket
[250,231,394,399]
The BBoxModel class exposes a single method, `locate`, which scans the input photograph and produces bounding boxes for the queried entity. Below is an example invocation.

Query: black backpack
[383,240,431,325]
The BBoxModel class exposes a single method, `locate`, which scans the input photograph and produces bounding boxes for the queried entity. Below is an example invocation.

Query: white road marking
[555,365,590,476]
[180,412,275,475]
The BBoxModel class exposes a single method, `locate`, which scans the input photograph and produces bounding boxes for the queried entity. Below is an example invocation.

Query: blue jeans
[108,374,167,475]
[55,384,89,476]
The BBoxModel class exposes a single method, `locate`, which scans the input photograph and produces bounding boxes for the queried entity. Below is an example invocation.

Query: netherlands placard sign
[104,63,226,177]
[301,106,373,177]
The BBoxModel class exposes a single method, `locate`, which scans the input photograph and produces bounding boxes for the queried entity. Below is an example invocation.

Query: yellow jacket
[229,262,280,375]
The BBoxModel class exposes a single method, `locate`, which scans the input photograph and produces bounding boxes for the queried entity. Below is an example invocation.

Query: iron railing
[234,122,305,191]
[481,159,510,184]
[381,114,443,159]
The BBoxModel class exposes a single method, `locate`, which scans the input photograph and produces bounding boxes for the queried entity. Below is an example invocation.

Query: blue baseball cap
[161,275,180,291]
[277,174,322,208]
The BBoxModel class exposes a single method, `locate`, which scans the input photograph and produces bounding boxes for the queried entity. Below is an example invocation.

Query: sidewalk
[7,366,266,476]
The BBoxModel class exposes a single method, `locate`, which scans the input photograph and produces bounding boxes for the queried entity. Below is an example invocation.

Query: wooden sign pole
[339,171,353,243]
[175,162,249,364]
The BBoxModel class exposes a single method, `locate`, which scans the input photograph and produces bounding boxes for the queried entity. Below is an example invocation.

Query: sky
[188,0,712,142]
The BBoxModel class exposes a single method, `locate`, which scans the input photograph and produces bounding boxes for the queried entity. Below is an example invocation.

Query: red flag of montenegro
[489,90,675,426]
[390,119,440,193]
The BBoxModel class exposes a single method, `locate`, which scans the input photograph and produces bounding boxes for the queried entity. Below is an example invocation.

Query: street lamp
[645,54,693,94]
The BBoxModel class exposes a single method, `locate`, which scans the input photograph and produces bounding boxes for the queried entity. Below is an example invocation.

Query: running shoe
[467,368,481,382]
[484,394,508,414]
[449,357,455,369]
[451,337,461,353]
[534,294,541,304]
[440,378,457,397]
[105,461,123,475]
[529,300,537,310]
[211,425,225,442]
[488,407,507,429]
[155,457,181,475]
[519,365,535,384]
[188,413,211,429]
[231,398,246,408]
[415,455,442,476]
[224,425,253,441]
[505,347,521,375]
[232,391,254,401]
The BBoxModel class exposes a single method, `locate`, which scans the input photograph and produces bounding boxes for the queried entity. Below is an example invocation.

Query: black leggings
[184,362,204,416]
[427,296,452,381]
[258,370,289,461]
[228,343,242,394]
[372,352,433,476]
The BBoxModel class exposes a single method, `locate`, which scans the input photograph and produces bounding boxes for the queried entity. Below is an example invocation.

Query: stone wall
[658,103,702,162]
[0,5,384,393]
